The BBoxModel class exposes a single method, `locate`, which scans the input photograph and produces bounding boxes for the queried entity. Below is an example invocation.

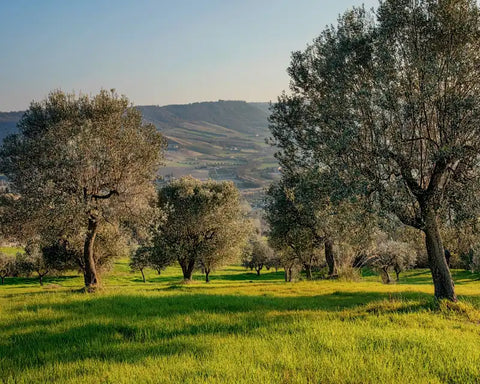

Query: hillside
[0,101,278,204]
[138,100,270,135]
[0,111,24,143]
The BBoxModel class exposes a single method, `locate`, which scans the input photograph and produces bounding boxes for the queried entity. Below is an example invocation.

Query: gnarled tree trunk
[422,204,457,301]
[394,265,401,282]
[325,238,337,277]
[83,217,99,288]
[382,267,391,284]
[180,258,195,281]
[304,263,313,280]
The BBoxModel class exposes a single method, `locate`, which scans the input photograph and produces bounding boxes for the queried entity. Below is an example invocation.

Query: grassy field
[1,261,480,384]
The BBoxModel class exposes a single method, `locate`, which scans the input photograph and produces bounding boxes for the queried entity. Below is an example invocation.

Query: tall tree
[153,177,249,282]
[0,90,166,289]
[269,1,480,301]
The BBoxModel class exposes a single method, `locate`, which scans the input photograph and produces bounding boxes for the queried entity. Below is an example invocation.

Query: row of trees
[0,83,448,289]
[0,89,253,285]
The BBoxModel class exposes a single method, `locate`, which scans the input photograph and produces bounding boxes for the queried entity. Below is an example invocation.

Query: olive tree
[269,0,480,301]
[0,253,15,285]
[15,245,51,286]
[152,177,249,282]
[264,180,320,279]
[243,237,274,276]
[265,172,374,279]
[367,239,416,283]
[0,90,166,289]
[130,246,152,283]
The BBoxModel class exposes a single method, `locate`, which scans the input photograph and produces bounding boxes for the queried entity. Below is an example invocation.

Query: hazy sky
[0,0,378,111]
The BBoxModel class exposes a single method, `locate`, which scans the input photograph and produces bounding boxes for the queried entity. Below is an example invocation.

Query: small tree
[130,246,152,283]
[153,177,248,282]
[367,240,416,283]
[149,243,175,276]
[265,254,282,272]
[279,248,301,282]
[15,244,53,286]
[246,238,274,276]
[0,252,15,285]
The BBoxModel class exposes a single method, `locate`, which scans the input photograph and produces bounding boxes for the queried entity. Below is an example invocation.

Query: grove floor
[1,262,479,383]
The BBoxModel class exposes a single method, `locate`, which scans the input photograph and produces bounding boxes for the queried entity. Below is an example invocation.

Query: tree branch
[92,190,119,200]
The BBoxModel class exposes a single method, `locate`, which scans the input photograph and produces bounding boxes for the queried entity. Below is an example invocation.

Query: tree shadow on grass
[0,290,439,372]
[0,275,79,287]
[3,287,480,381]
[396,269,480,285]
[208,270,285,282]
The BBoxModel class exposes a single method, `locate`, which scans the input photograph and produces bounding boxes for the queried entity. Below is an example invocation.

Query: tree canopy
[152,177,249,282]
[269,0,480,301]
[0,90,166,289]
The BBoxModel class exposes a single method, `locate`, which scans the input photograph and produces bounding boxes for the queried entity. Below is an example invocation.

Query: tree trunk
[444,249,451,268]
[256,268,261,276]
[395,268,400,282]
[305,264,312,280]
[140,268,146,283]
[284,269,288,282]
[382,267,391,284]
[205,269,210,283]
[1,276,4,285]
[325,238,336,276]
[422,204,457,301]
[83,217,99,288]
[180,258,195,281]
[39,274,43,286]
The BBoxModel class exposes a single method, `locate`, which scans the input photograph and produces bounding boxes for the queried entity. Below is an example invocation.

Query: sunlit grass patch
[0,246,23,256]
[1,263,479,383]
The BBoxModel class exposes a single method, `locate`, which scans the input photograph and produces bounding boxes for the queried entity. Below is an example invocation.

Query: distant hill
[0,111,24,143]
[248,102,271,117]
[0,101,278,201]
[137,100,270,136]
[136,101,277,197]
[1,101,270,143]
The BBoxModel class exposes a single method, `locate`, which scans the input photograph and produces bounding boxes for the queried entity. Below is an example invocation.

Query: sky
[0,0,378,111]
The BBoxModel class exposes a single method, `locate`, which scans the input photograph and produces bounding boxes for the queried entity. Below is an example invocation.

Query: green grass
[1,262,480,384]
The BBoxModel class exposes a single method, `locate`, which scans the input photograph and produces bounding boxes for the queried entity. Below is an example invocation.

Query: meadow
[1,261,480,384]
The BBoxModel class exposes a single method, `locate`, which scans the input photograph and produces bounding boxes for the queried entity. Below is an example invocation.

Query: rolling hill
[0,101,278,204]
